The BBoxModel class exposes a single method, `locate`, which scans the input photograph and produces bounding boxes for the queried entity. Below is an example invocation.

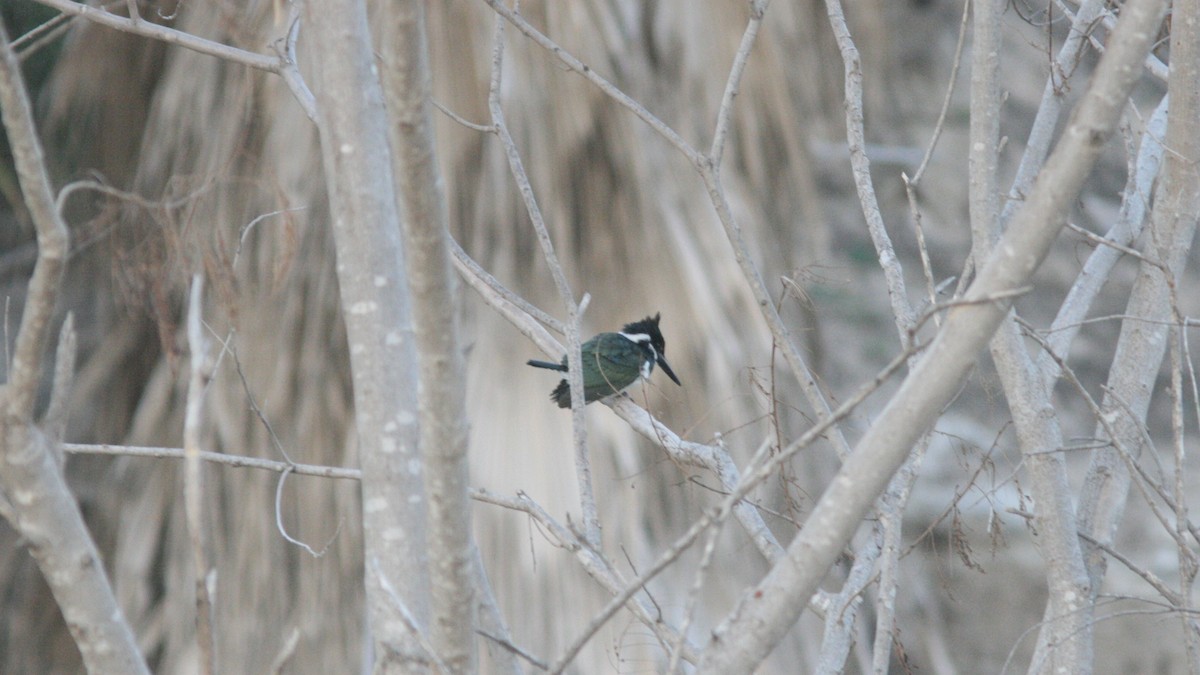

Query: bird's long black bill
[657,356,682,386]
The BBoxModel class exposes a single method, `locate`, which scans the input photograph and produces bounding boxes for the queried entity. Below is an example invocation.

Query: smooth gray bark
[305,1,430,669]
[380,1,476,671]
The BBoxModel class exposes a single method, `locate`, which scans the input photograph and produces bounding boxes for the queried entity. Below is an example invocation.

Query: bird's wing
[590,333,643,392]
[587,333,628,368]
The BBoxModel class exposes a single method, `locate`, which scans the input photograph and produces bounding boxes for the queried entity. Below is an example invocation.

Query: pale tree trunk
[379,1,475,671]
[973,0,1092,669]
[304,0,432,668]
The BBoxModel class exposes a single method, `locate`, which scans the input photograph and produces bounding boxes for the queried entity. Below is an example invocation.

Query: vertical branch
[182,275,216,675]
[1033,97,1169,385]
[967,0,1002,256]
[816,530,879,673]
[380,0,476,670]
[43,313,77,449]
[1168,331,1200,670]
[0,16,149,675]
[709,0,768,171]
[824,0,915,336]
[816,3,932,668]
[485,11,599,548]
[868,451,926,674]
[1,51,66,417]
[969,0,1093,669]
[992,319,1093,675]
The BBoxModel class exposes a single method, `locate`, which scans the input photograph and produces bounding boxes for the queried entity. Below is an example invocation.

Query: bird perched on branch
[527,313,682,408]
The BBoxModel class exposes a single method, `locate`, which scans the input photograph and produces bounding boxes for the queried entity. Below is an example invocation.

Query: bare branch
[43,312,76,450]
[825,0,916,337]
[909,0,971,185]
[0,17,149,674]
[30,0,317,120]
[485,10,599,549]
[477,628,548,672]
[273,467,342,557]
[481,0,704,166]
[709,0,768,170]
[381,1,477,669]
[1033,97,1169,384]
[182,275,216,675]
[471,544,527,675]
[449,236,564,337]
[63,442,361,478]
[472,488,703,666]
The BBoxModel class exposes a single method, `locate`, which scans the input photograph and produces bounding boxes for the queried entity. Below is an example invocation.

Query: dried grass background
[0,0,1189,672]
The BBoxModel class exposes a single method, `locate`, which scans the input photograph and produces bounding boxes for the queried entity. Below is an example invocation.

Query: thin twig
[274,466,342,557]
[43,313,77,451]
[268,627,301,675]
[549,504,724,673]
[268,0,317,121]
[33,0,279,68]
[226,335,344,555]
[63,443,362,478]
[183,275,216,675]
[473,488,703,666]
[666,520,722,674]
[709,0,769,171]
[234,207,308,268]
[480,0,704,166]
[12,5,77,58]
[486,7,600,548]
[902,175,941,330]
[32,0,317,120]
[433,98,495,133]
[910,0,971,184]
[1077,531,1183,606]
[477,628,549,671]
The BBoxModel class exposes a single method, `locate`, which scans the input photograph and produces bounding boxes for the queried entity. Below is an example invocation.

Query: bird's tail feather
[527,359,567,372]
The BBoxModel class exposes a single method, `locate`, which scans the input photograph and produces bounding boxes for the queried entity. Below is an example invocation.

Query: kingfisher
[527,313,682,408]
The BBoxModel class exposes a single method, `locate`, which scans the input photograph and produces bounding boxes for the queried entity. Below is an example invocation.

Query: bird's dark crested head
[620,313,667,354]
